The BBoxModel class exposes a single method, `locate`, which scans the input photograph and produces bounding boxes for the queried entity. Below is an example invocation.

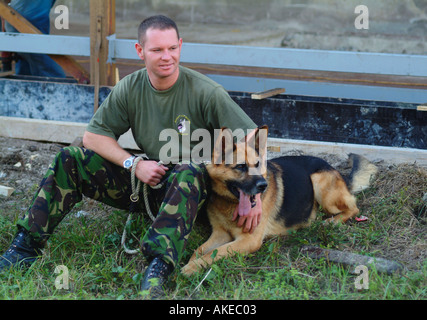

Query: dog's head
[207,126,268,215]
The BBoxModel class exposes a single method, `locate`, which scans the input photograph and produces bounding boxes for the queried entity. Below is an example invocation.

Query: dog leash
[121,157,165,254]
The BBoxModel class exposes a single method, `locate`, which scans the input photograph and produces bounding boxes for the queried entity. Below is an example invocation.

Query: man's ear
[135,42,145,61]
[213,127,236,164]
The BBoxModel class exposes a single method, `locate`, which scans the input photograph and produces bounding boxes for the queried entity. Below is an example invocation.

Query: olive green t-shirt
[86,66,257,163]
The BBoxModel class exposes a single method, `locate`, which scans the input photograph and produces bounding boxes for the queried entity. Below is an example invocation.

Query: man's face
[135,27,182,85]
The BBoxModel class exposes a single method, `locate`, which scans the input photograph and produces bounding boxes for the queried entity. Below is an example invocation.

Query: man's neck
[148,68,180,91]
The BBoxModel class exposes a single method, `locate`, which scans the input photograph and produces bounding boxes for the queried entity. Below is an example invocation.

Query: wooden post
[90,0,117,89]
[93,16,102,112]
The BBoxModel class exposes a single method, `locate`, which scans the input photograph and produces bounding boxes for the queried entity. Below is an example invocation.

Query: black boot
[140,256,173,298]
[0,229,43,272]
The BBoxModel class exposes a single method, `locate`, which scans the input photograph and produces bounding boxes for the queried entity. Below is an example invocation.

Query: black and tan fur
[181,126,377,276]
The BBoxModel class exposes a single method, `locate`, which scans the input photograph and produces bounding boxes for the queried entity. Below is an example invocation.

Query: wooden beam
[0,1,90,84]
[90,0,117,87]
[0,116,138,150]
[183,63,427,90]
[0,70,13,77]
[267,146,281,153]
[251,88,285,100]
[0,0,40,33]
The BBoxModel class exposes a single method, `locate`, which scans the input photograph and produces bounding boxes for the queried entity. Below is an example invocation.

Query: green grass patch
[0,163,426,300]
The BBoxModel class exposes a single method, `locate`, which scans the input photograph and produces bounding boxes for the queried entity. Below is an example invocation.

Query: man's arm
[82,131,168,186]
[83,131,130,167]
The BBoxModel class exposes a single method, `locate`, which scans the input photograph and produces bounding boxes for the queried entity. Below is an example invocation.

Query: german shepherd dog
[181,126,377,276]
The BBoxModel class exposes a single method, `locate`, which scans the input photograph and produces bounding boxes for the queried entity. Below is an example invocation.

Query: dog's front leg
[181,234,262,276]
[189,229,233,262]
[182,229,232,276]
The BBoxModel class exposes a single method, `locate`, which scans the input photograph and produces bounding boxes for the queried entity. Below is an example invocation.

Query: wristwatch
[123,156,136,170]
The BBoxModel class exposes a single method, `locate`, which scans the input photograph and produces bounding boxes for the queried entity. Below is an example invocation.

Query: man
[0,15,261,296]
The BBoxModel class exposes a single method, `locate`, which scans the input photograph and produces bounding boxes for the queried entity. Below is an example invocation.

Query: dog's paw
[324,216,346,225]
[181,263,198,277]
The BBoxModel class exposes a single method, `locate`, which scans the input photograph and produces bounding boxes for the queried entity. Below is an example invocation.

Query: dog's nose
[256,180,268,193]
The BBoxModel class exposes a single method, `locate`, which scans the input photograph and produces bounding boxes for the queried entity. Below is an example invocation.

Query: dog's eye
[234,164,247,171]
[246,161,260,168]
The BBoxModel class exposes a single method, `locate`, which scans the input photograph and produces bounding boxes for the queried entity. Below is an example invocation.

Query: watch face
[124,159,132,168]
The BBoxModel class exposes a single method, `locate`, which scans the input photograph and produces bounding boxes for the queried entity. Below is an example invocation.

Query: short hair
[138,15,180,45]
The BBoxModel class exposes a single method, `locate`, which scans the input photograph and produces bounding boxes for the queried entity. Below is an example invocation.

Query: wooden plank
[251,88,285,100]
[183,63,427,90]
[0,116,138,150]
[0,116,87,144]
[0,185,14,198]
[0,1,90,84]
[0,117,425,167]
[267,146,281,152]
[48,55,90,84]
[0,70,13,77]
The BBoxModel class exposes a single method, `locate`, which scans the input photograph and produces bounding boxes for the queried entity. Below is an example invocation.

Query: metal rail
[2,32,427,77]
[1,32,426,103]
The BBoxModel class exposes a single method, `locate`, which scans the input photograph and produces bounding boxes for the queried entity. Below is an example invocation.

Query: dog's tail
[345,154,378,194]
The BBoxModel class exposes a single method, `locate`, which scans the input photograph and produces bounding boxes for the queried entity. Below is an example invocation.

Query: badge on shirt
[175,115,190,135]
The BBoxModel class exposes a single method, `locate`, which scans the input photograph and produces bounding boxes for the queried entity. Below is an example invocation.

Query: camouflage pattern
[141,162,208,267]
[17,147,209,267]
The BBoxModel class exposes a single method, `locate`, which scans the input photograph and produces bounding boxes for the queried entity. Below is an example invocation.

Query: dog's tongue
[238,190,252,216]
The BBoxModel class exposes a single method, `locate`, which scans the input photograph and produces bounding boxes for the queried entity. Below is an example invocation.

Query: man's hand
[232,193,262,233]
[82,131,169,187]
[134,160,169,187]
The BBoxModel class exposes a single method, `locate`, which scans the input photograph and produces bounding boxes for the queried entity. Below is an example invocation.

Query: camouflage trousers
[17,146,209,268]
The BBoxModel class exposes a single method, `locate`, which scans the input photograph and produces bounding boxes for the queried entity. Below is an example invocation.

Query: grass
[0,163,426,300]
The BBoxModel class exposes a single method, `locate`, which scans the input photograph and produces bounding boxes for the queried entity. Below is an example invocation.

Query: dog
[181,126,378,276]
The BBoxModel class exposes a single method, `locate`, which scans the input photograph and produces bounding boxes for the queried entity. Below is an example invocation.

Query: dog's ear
[246,125,268,151]
[213,127,236,164]
[246,126,268,175]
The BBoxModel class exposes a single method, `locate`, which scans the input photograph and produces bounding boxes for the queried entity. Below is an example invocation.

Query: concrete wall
[55,0,426,23]
[1,78,424,149]
[50,0,427,53]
